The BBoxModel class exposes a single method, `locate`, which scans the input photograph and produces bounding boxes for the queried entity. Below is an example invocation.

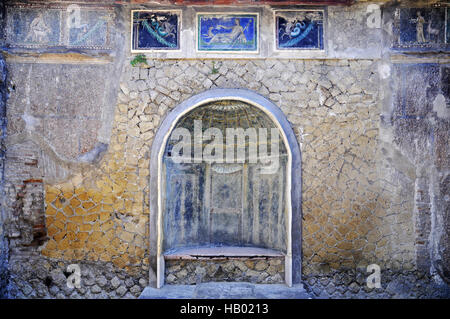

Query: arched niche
[149,89,302,288]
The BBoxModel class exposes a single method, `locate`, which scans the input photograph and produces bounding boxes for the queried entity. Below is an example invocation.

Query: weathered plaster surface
[0,53,9,299]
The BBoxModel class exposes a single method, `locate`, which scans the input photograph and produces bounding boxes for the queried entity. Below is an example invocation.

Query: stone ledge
[139,282,311,299]
[164,246,285,260]
[2,52,113,65]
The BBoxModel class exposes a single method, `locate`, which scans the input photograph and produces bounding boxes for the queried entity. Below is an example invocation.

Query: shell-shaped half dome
[166,100,288,157]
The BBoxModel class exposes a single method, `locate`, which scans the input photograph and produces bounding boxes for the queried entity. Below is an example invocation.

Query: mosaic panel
[393,7,449,51]
[197,13,258,52]
[275,10,324,50]
[67,9,113,49]
[5,5,113,50]
[131,10,180,51]
[6,8,62,48]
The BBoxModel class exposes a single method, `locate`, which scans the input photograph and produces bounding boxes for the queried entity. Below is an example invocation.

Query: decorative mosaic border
[131,10,182,52]
[196,12,259,53]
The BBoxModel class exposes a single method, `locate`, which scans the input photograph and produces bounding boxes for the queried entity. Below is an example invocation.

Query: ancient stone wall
[165,258,285,285]
[0,0,449,298]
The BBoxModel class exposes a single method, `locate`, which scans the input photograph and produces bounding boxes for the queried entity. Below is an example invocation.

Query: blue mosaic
[393,63,440,120]
[68,10,111,49]
[393,8,449,51]
[6,8,61,48]
[447,8,450,44]
[6,6,113,50]
[276,11,324,50]
[198,14,258,52]
[132,11,180,51]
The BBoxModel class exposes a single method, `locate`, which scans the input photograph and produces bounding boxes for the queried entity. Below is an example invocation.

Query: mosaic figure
[24,12,51,43]
[411,11,426,43]
[204,18,248,44]
[427,19,440,43]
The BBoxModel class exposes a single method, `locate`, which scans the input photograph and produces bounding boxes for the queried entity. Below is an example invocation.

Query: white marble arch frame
[148,89,302,288]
